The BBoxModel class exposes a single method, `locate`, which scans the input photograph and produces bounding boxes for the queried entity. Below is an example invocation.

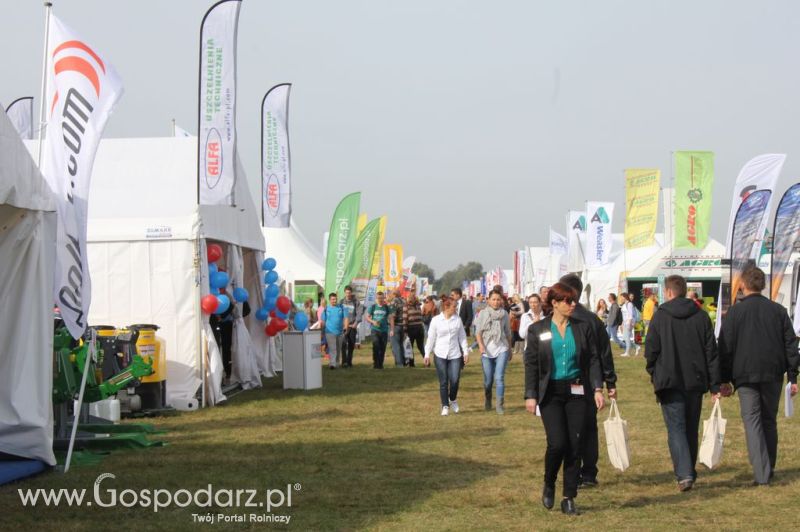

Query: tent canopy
[262,220,324,285]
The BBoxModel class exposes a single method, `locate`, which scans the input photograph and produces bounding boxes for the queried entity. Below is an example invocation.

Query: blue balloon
[276,310,288,320]
[210,271,230,289]
[265,283,279,298]
[211,286,220,296]
[214,294,231,314]
[255,307,269,321]
[263,297,277,311]
[208,263,218,275]
[261,257,277,271]
[232,287,249,303]
[293,312,309,331]
[264,270,279,284]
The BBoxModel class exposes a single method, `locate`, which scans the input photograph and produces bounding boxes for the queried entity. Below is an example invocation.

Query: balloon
[262,257,277,271]
[264,270,279,284]
[269,310,277,319]
[201,294,219,314]
[263,297,277,311]
[207,243,223,263]
[272,317,288,331]
[214,294,231,314]
[264,324,277,336]
[265,283,279,298]
[232,287,249,303]
[210,286,220,296]
[210,271,230,289]
[255,308,269,321]
[208,263,218,275]
[293,312,309,331]
[275,310,288,320]
[276,295,292,314]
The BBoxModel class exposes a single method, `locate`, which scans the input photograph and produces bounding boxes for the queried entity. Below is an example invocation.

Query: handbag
[699,398,727,469]
[603,399,630,472]
[785,382,794,418]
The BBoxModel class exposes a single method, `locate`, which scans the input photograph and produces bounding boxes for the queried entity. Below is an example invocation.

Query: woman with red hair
[524,282,604,515]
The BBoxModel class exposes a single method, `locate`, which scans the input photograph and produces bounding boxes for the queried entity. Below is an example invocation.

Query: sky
[3,0,800,275]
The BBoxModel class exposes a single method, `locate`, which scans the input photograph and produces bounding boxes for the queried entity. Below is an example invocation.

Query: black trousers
[343,327,358,366]
[539,380,588,498]
[372,331,388,368]
[578,400,599,480]
[213,321,233,378]
[406,325,425,362]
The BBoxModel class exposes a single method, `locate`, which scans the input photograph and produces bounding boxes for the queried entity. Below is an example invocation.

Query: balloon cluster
[200,243,249,315]
[254,257,297,336]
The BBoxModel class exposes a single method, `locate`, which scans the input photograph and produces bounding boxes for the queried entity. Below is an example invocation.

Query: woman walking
[524,282,604,516]
[475,290,513,414]
[595,299,608,324]
[509,295,525,354]
[424,296,469,416]
[519,294,545,349]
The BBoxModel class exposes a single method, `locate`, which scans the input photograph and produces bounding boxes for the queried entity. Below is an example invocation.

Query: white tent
[0,110,57,465]
[628,238,725,280]
[262,220,325,294]
[62,137,274,408]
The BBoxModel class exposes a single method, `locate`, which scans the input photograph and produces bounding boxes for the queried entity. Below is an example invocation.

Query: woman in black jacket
[524,282,604,516]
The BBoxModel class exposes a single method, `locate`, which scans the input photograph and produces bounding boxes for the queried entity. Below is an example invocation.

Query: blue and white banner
[549,228,568,257]
[585,201,614,269]
[567,210,586,272]
[261,83,291,227]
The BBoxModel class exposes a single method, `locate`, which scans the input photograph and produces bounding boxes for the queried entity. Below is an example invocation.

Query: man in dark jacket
[451,287,474,337]
[606,294,625,349]
[560,274,617,488]
[645,274,720,492]
[718,266,799,485]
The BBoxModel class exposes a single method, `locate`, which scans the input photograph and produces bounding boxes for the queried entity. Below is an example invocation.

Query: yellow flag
[357,213,367,235]
[383,243,403,287]
[370,216,387,277]
[624,169,660,249]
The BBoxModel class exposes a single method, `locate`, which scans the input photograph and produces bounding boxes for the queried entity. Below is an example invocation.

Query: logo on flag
[591,207,609,224]
[571,215,586,232]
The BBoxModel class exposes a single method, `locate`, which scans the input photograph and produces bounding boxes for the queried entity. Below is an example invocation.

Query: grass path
[2,344,799,530]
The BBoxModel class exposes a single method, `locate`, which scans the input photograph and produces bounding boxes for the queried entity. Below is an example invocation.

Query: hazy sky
[3,1,800,274]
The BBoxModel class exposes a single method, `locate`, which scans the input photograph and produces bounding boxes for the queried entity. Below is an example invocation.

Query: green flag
[324,192,361,295]
[674,151,714,248]
[339,217,383,300]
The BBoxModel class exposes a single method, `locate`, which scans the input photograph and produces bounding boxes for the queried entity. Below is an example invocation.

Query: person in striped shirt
[403,293,425,367]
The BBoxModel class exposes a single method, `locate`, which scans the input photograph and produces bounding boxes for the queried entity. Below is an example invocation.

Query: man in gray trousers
[719,266,800,486]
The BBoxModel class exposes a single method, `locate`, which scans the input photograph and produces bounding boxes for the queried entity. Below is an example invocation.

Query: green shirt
[550,321,580,381]
[368,304,390,333]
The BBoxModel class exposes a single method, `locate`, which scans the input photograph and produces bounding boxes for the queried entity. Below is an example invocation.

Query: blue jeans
[606,324,624,348]
[622,322,634,353]
[481,351,509,400]
[659,389,703,482]
[434,356,462,407]
[390,326,406,367]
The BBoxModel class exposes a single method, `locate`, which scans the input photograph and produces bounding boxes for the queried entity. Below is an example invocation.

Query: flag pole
[36,1,53,169]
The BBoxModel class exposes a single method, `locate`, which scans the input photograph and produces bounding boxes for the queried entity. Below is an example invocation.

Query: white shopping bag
[603,399,630,472]
[699,399,727,469]
[403,337,413,360]
[785,383,794,418]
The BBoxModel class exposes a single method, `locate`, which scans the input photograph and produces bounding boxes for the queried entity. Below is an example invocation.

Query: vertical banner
[5,97,34,139]
[624,168,660,249]
[585,201,614,268]
[261,83,291,227]
[198,0,241,205]
[549,228,568,256]
[42,15,123,339]
[728,190,772,307]
[324,192,361,295]
[567,210,586,272]
[383,244,403,289]
[339,217,382,300]
[674,151,714,248]
[370,216,387,278]
[770,183,800,301]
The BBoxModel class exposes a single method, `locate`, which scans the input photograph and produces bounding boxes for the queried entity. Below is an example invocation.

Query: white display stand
[282,331,323,390]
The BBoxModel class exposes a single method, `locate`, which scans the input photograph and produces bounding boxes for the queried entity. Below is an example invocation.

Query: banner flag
[549,228,568,256]
[324,192,361,295]
[729,190,772,308]
[340,218,382,300]
[567,210,586,272]
[383,244,403,289]
[770,183,800,301]
[370,216,387,278]
[42,15,123,338]
[624,168,660,249]
[674,151,714,248]
[198,0,241,205]
[585,201,614,268]
[261,83,291,227]
[357,213,367,235]
[5,97,34,139]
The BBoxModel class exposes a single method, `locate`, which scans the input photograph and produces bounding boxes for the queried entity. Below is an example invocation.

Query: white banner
[198,0,241,205]
[5,97,33,139]
[549,228,568,256]
[42,15,123,338]
[261,83,291,227]
[567,210,586,272]
[585,201,614,269]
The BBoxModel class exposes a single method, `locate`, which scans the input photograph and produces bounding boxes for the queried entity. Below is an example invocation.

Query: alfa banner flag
[198,0,241,205]
[549,228,568,256]
[624,168,660,249]
[770,183,800,301]
[674,151,714,248]
[261,83,291,227]
[42,15,123,338]
[340,217,383,300]
[567,210,586,272]
[5,97,33,139]
[585,202,614,268]
[324,192,361,295]
[383,244,403,289]
[729,190,772,306]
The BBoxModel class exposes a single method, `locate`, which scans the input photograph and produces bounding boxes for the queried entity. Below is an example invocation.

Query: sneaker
[441,406,449,416]
[634,346,641,356]
[450,401,459,413]
[620,353,630,357]
[678,479,693,492]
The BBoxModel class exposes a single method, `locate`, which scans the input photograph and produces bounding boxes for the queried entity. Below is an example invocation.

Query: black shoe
[408,360,415,367]
[541,485,555,510]
[484,389,492,411]
[560,497,579,515]
[678,479,693,492]
[329,365,336,370]
[578,477,598,489]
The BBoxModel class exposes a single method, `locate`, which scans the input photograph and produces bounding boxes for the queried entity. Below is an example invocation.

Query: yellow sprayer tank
[129,324,166,383]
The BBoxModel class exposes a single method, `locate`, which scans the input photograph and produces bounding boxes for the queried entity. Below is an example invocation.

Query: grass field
[2,344,799,531]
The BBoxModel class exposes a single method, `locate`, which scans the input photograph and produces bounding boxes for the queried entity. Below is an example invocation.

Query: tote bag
[603,399,630,472]
[699,399,727,469]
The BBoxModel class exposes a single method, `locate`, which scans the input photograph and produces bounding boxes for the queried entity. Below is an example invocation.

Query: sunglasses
[554,297,576,305]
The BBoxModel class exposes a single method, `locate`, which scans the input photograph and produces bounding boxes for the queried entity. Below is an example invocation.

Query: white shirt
[425,313,469,360]
[621,301,634,324]
[519,309,545,348]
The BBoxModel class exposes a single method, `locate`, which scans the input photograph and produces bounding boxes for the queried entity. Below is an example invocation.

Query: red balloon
[264,323,278,337]
[201,294,219,314]
[269,310,277,319]
[276,295,292,314]
[207,243,223,263]
[272,317,288,331]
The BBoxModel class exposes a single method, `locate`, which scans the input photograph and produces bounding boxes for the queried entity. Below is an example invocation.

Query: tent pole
[36,2,52,170]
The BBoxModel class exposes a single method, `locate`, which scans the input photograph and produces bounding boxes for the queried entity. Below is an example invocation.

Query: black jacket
[524,316,603,401]
[458,299,474,328]
[572,303,617,390]
[607,302,622,327]
[718,293,799,386]
[645,297,719,395]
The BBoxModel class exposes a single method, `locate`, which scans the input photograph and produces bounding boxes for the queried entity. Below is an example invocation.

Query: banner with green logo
[340,217,383,300]
[674,151,714,248]
[585,201,614,268]
[324,192,361,295]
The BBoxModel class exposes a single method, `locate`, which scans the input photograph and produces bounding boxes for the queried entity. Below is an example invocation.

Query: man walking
[320,293,349,370]
[606,294,625,349]
[645,275,719,492]
[366,291,391,369]
[388,290,407,367]
[451,287,474,337]
[340,285,362,368]
[718,266,799,485]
